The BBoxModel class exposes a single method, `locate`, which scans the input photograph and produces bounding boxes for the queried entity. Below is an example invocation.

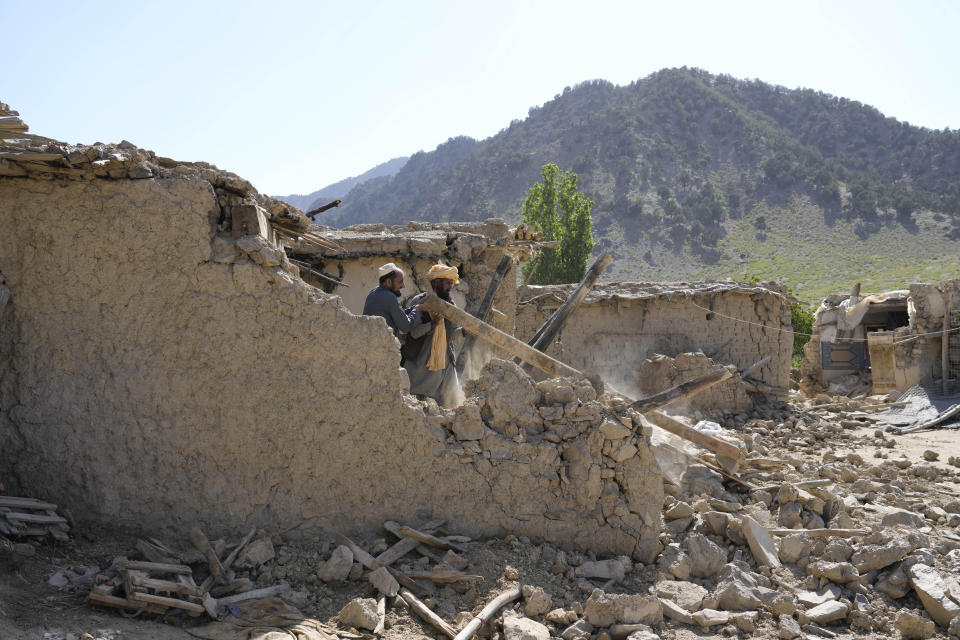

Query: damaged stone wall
[0,140,662,560]
[516,283,793,410]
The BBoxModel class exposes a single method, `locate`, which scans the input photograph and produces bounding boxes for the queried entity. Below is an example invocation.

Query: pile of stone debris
[7,374,960,640]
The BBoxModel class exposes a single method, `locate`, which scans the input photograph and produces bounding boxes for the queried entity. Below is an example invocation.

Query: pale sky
[4,1,958,197]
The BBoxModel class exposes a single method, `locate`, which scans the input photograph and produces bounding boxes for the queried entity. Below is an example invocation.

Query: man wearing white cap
[403,263,463,406]
[362,262,415,339]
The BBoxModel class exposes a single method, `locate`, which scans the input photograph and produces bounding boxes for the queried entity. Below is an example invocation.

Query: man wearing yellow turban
[402,264,462,405]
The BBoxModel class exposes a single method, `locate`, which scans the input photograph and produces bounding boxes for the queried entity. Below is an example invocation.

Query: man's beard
[433,282,452,301]
[392,288,401,298]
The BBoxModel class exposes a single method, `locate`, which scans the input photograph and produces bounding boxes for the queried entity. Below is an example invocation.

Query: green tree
[522,163,595,284]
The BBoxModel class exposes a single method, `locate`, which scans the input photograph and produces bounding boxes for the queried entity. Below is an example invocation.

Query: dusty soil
[3,391,960,640]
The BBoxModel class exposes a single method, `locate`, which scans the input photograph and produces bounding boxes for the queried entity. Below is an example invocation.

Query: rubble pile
[5,375,960,639]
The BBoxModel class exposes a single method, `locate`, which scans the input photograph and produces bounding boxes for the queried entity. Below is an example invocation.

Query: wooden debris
[335,533,430,597]
[629,366,734,415]
[0,495,70,541]
[647,410,746,464]
[405,569,483,583]
[456,254,513,377]
[189,527,227,586]
[521,253,612,360]
[384,521,468,553]
[400,588,457,639]
[420,294,586,382]
[376,518,446,566]
[767,528,870,538]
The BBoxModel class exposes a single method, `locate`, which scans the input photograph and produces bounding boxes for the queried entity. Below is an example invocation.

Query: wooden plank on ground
[376,518,445,566]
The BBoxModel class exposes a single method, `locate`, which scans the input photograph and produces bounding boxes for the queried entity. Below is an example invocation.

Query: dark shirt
[362,285,415,337]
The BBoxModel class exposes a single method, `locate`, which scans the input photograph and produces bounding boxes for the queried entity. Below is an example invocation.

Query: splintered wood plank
[123,561,193,575]
[384,521,468,552]
[129,574,203,597]
[89,591,168,614]
[4,512,68,524]
[0,497,58,510]
[130,591,204,615]
[376,519,445,566]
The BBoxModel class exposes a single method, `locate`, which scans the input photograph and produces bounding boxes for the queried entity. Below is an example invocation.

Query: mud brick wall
[515,284,793,403]
[0,155,662,560]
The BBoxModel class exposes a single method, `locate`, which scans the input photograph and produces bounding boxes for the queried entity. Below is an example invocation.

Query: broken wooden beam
[628,366,734,414]
[524,253,612,354]
[376,518,445,566]
[647,411,746,462]
[767,528,869,538]
[406,569,484,583]
[420,294,588,383]
[384,521,468,553]
[189,527,227,586]
[335,533,431,597]
[400,588,457,639]
[456,253,513,377]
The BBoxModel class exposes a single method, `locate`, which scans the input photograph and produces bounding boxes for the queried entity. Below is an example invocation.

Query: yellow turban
[427,263,459,284]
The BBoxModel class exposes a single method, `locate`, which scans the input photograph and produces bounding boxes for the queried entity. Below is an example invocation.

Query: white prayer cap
[378,262,403,278]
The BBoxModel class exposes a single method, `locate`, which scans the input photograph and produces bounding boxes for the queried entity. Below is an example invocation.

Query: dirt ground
[3,391,960,640]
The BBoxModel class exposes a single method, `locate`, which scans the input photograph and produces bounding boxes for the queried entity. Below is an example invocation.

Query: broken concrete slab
[318,545,354,582]
[807,560,859,583]
[850,535,915,572]
[778,613,802,639]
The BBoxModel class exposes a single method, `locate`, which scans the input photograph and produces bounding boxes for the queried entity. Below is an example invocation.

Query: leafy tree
[522,163,595,284]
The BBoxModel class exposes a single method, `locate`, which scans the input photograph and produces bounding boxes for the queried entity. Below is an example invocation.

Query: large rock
[657,543,691,581]
[659,598,694,624]
[337,597,379,631]
[682,465,725,498]
[685,533,727,578]
[712,563,784,611]
[881,508,924,528]
[895,612,936,639]
[318,545,354,582]
[807,560,859,583]
[778,614,802,639]
[577,556,631,582]
[804,601,849,624]
[907,563,960,626]
[234,537,275,568]
[560,619,593,640]
[691,609,729,628]
[851,535,915,572]
[741,515,781,567]
[796,585,841,607]
[777,532,812,564]
[522,585,553,617]
[655,580,707,612]
[502,612,550,640]
[583,589,662,628]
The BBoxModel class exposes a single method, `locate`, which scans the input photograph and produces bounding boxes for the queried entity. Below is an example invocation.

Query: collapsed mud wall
[0,145,662,560]
[516,283,793,408]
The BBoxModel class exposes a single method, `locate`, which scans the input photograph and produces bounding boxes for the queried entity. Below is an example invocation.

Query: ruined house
[800,281,960,395]
[0,106,664,561]
[515,282,795,415]
[286,220,538,340]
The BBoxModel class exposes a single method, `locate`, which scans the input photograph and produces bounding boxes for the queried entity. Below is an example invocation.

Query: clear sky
[4,0,958,197]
